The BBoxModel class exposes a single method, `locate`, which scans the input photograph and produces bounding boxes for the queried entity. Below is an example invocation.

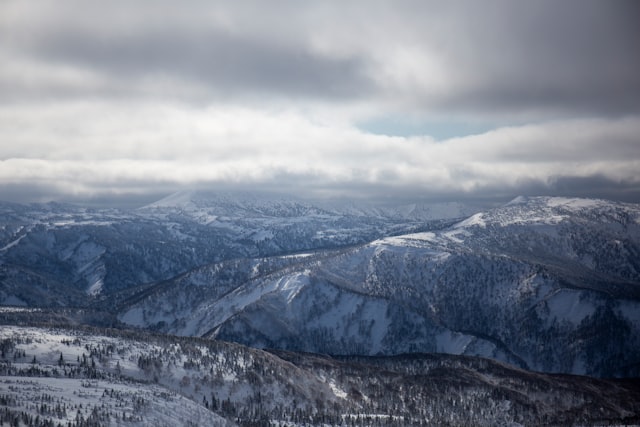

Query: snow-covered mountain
[2,194,640,424]
[1,322,639,426]
[2,193,640,377]
[0,192,469,304]
[142,190,477,222]
[117,196,640,377]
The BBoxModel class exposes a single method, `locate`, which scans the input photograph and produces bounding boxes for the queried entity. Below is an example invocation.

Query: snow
[546,289,596,326]
[250,229,274,241]
[0,234,26,251]
[374,231,437,247]
[436,331,474,354]
[454,212,486,228]
[277,272,309,304]
[3,193,639,382]
[0,306,41,313]
[120,307,146,326]
[0,376,229,427]
[281,252,314,259]
[0,326,239,426]
[175,271,311,336]
[327,378,348,399]
[545,197,605,209]
[87,278,104,296]
[143,190,198,208]
[442,228,468,243]
[505,195,528,205]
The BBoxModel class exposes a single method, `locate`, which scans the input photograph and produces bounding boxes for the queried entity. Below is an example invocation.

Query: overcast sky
[1,0,639,206]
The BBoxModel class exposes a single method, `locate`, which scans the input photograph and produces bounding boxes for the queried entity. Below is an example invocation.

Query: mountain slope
[0,193,467,304]
[3,194,640,376]
[118,196,640,377]
[1,322,639,426]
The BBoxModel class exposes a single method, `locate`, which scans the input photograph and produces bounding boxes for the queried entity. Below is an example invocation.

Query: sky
[1,0,639,206]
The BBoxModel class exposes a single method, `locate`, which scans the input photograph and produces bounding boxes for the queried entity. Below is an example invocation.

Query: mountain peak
[505,195,529,205]
[143,190,199,208]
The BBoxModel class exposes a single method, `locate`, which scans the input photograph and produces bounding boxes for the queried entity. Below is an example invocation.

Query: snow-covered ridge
[144,189,200,208]
[140,190,480,221]
[1,192,474,301]
[2,195,640,379]
[464,195,640,228]
[117,195,640,377]
[1,324,638,426]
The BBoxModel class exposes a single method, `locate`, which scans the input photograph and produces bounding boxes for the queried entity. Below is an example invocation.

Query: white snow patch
[274,271,310,304]
[455,212,486,228]
[183,272,310,335]
[442,228,468,243]
[545,197,604,209]
[505,196,528,205]
[546,289,595,325]
[436,331,474,354]
[281,252,314,259]
[86,278,104,296]
[0,234,26,251]
[328,379,348,399]
[119,307,146,326]
[372,231,438,248]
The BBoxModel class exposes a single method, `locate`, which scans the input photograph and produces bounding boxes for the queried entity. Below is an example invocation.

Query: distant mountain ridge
[1,194,639,377]
[0,191,471,304]
[141,189,478,221]
[118,196,640,377]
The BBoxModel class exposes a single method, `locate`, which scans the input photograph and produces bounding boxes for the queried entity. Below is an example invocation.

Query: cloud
[0,100,638,203]
[0,0,639,205]
[421,1,640,117]
[28,28,371,101]
[5,1,638,115]
[1,1,373,103]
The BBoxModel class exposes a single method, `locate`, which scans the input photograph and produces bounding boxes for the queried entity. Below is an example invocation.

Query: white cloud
[1,99,638,201]
[0,0,639,203]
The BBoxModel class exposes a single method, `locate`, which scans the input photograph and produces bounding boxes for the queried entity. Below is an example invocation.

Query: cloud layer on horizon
[1,0,639,205]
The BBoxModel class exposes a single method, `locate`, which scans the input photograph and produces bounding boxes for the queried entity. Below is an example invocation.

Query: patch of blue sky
[358,116,498,141]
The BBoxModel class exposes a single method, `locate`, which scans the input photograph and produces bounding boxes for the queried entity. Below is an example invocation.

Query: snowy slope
[0,193,469,303]
[3,195,640,377]
[1,323,639,426]
[118,196,640,377]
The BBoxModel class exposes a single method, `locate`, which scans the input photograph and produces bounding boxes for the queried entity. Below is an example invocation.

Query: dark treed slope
[0,323,639,426]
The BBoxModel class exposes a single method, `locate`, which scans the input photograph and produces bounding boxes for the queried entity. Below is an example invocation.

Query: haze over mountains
[1,191,640,425]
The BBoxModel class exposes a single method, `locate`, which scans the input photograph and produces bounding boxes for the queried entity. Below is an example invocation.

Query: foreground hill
[118,197,640,377]
[0,322,639,426]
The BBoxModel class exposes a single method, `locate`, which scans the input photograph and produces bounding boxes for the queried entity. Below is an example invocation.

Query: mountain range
[1,191,640,424]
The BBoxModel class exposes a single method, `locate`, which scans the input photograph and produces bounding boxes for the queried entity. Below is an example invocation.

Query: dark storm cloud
[404,0,640,117]
[546,175,640,203]
[0,0,639,205]
[4,0,639,115]
[19,25,371,101]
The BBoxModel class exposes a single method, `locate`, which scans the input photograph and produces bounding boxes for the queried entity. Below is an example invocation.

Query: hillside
[2,194,640,377]
[117,196,640,377]
[1,322,639,426]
